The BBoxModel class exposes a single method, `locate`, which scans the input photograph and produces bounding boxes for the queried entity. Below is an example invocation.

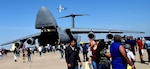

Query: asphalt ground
[0,49,150,69]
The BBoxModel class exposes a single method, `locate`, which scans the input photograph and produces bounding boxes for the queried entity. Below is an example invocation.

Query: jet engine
[107,34,113,39]
[26,38,35,45]
[88,32,95,39]
[14,41,23,48]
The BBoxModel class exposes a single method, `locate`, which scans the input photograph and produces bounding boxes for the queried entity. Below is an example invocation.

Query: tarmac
[0,49,150,69]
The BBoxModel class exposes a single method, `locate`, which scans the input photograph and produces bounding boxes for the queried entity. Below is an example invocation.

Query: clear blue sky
[0,0,150,49]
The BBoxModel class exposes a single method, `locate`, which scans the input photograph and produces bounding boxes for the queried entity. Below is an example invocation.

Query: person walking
[65,39,82,69]
[22,51,26,63]
[82,44,88,62]
[0,49,2,59]
[60,43,64,58]
[27,48,32,62]
[136,37,145,63]
[144,39,150,65]
[13,48,18,62]
[38,46,42,57]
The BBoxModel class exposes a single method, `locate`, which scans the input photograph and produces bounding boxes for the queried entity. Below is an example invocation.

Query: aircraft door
[38,28,59,46]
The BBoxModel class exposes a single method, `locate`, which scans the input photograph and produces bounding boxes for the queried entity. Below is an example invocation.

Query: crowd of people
[64,35,150,69]
[1,34,150,69]
[0,48,9,59]
[11,44,58,63]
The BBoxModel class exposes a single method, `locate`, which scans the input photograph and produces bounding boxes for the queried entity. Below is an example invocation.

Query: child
[124,44,136,69]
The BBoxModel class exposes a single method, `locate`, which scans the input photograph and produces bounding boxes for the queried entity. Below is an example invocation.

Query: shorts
[139,49,143,56]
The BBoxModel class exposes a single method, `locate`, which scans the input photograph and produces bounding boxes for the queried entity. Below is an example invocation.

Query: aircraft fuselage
[36,6,78,46]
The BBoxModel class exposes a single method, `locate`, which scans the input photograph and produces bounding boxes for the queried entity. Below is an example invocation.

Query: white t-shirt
[38,46,42,52]
[0,52,2,56]
[126,49,135,62]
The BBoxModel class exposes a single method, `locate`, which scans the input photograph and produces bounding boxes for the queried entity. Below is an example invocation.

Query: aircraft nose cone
[39,6,49,12]
[35,6,58,29]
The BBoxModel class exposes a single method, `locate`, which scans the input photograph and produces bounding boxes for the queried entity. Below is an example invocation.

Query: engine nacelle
[26,38,35,45]
[88,32,95,39]
[107,34,113,39]
[14,41,23,48]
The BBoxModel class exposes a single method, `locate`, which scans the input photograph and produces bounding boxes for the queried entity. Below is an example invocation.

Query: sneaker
[15,60,17,62]
[141,61,145,63]
[148,63,150,65]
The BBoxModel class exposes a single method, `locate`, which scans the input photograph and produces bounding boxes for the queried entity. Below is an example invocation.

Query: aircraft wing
[69,28,144,34]
[0,33,40,46]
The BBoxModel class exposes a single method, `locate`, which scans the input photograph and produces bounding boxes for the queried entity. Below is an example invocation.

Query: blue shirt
[126,39,136,49]
[82,45,88,53]
[145,40,150,49]
[110,42,127,69]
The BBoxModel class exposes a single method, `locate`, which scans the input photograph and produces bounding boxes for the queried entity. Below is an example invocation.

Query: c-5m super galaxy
[0,6,144,48]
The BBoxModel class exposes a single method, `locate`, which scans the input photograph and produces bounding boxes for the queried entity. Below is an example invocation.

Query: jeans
[0,55,2,59]
[147,49,150,62]
[92,61,98,69]
[68,65,78,69]
[27,55,31,62]
[74,66,78,69]
[60,50,64,58]
[99,64,110,69]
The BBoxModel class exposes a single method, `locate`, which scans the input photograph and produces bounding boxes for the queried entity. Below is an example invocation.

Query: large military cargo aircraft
[0,6,144,48]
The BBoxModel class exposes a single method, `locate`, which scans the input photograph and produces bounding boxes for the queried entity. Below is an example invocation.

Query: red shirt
[137,40,143,50]
[91,47,98,62]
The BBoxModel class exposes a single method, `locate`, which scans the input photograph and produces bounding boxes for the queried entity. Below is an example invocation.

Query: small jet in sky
[57,4,66,13]
[0,6,144,48]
